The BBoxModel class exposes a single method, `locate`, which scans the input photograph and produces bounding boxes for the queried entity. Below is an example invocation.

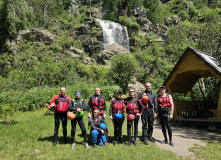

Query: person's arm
[138,92,143,100]
[153,93,158,118]
[137,99,144,115]
[67,96,72,102]
[49,95,58,103]
[169,95,174,120]
[89,118,102,131]
[88,97,92,118]
[68,100,77,112]
[154,93,158,114]
[103,97,106,118]
[109,100,114,119]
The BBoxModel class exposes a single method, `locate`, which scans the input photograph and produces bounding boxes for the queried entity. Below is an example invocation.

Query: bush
[178,11,189,21]
[119,16,140,30]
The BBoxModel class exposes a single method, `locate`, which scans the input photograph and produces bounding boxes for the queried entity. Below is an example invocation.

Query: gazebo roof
[162,47,221,93]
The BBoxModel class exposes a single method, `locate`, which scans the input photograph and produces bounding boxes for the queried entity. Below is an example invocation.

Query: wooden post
[190,89,195,101]
[216,84,221,117]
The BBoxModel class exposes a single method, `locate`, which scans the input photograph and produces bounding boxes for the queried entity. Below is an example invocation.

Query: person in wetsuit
[48,87,71,146]
[138,83,157,144]
[157,86,175,146]
[124,88,144,146]
[68,90,89,149]
[109,90,125,145]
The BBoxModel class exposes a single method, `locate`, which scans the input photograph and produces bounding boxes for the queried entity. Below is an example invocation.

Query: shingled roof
[162,47,221,93]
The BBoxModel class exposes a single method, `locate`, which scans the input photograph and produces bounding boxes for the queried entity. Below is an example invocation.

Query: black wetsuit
[157,95,172,142]
[124,97,144,143]
[50,94,71,144]
[109,98,125,142]
[68,98,87,143]
[138,90,157,139]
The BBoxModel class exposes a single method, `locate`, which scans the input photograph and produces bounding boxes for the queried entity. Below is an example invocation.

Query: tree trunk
[198,78,206,100]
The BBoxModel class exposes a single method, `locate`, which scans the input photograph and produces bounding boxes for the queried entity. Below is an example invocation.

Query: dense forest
[0,0,221,119]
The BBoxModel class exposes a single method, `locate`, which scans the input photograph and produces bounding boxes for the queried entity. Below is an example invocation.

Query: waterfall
[96,19,129,51]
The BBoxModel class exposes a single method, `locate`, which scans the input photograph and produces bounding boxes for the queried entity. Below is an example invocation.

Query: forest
[0,0,221,120]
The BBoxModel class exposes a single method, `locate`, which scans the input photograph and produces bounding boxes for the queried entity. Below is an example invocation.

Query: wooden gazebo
[162,47,221,122]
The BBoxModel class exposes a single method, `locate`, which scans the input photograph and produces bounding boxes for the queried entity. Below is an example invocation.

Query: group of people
[46,82,175,149]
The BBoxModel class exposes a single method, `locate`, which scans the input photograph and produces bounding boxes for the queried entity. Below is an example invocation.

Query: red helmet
[67,112,76,120]
[127,114,135,121]
[141,95,149,104]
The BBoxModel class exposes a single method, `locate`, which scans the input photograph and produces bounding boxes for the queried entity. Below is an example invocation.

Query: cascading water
[96,19,129,51]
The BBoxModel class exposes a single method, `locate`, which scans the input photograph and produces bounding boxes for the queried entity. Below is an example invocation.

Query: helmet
[75,111,84,117]
[114,113,123,119]
[67,112,76,120]
[127,114,135,121]
[100,123,107,130]
[141,95,149,104]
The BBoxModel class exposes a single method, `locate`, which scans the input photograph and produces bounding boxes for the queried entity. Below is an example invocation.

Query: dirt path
[138,119,220,159]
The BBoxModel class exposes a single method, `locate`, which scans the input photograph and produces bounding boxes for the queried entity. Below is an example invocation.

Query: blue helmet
[114,113,123,119]
[100,123,107,130]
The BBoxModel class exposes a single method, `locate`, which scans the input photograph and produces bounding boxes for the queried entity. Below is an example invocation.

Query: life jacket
[141,94,149,109]
[56,96,69,113]
[126,99,139,115]
[112,98,125,114]
[157,94,171,109]
[90,96,105,116]
[73,99,83,109]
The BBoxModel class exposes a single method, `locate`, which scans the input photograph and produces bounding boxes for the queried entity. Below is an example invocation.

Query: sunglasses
[94,112,98,114]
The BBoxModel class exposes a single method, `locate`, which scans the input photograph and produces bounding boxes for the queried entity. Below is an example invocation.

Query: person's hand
[101,130,105,134]
[110,116,113,120]
[77,108,81,112]
[154,113,157,118]
[169,114,173,120]
[111,98,114,101]
[136,113,141,116]
[88,113,91,119]
[105,132,108,136]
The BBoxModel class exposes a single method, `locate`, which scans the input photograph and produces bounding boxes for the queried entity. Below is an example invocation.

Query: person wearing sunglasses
[89,109,108,148]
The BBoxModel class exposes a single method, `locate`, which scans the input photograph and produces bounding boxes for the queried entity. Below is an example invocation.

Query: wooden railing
[174,101,218,118]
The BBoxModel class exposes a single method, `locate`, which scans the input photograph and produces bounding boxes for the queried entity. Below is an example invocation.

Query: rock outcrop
[98,43,128,64]
[16,29,57,45]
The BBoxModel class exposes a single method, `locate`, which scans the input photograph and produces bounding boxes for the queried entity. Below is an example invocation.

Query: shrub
[178,11,189,21]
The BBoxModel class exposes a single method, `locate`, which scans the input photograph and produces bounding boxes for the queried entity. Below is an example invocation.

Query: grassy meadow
[0,101,220,160]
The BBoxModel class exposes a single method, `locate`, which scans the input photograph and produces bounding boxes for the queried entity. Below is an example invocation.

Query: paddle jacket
[123,97,144,115]
[50,94,71,113]
[89,117,107,132]
[157,94,171,111]
[68,98,86,113]
[88,95,106,115]
[109,98,125,116]
[138,90,158,113]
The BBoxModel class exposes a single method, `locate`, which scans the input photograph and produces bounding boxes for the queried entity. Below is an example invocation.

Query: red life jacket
[157,94,171,109]
[90,96,105,115]
[56,96,69,113]
[112,98,125,114]
[126,102,139,115]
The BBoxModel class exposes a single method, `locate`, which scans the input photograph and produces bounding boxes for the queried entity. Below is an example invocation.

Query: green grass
[0,107,177,160]
[1,104,220,160]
